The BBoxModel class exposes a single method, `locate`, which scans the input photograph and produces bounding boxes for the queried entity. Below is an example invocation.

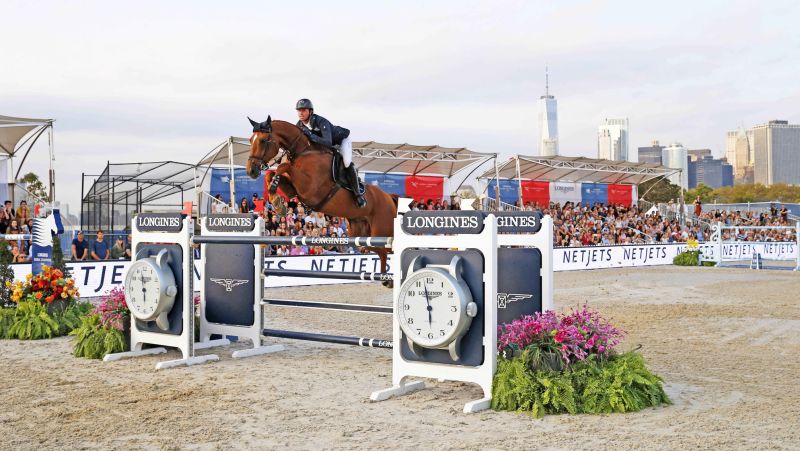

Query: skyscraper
[725,126,754,183]
[688,156,734,189]
[753,120,800,185]
[638,140,664,164]
[597,118,629,161]
[662,142,689,189]
[538,68,558,157]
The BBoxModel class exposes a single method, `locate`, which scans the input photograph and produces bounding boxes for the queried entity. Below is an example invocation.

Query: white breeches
[340,137,353,167]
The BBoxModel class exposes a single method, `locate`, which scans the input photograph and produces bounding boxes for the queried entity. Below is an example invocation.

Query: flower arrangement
[6,265,79,305]
[497,304,625,367]
[0,266,89,340]
[71,287,130,359]
[492,304,670,416]
[93,286,129,330]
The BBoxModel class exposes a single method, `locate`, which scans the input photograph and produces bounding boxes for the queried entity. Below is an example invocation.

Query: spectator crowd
[6,193,795,265]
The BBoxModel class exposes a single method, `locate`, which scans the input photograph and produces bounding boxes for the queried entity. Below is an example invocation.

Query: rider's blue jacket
[297,114,350,149]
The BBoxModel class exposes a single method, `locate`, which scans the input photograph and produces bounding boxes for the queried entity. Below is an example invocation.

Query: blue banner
[365,173,406,196]
[581,183,608,206]
[487,180,520,205]
[210,168,265,204]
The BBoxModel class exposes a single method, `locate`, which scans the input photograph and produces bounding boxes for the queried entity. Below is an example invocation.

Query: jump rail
[262,329,393,349]
[264,268,394,282]
[262,298,393,315]
[192,235,392,248]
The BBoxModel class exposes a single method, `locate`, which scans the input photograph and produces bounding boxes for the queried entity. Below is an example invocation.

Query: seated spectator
[239,197,250,213]
[15,200,30,224]
[71,231,89,261]
[10,242,28,263]
[125,234,132,259]
[91,230,109,260]
[0,207,9,234]
[212,194,228,213]
[110,237,127,259]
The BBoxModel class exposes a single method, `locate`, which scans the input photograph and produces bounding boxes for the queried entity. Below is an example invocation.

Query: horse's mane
[271,119,302,133]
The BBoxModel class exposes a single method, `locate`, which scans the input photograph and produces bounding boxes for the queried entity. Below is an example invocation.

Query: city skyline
[2,1,800,211]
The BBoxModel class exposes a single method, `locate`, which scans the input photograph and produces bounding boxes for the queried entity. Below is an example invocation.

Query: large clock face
[398,269,463,348]
[125,262,162,320]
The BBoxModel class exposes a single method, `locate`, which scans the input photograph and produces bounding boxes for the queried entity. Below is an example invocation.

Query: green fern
[493,351,670,416]
[6,301,60,340]
[70,314,126,359]
[0,307,15,338]
[52,301,94,336]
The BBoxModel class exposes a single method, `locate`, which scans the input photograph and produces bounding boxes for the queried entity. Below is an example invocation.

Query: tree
[685,183,715,203]
[637,177,682,203]
[18,172,49,202]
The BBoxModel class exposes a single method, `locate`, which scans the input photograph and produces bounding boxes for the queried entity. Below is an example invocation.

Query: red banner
[521,180,550,207]
[607,184,633,207]
[405,175,444,201]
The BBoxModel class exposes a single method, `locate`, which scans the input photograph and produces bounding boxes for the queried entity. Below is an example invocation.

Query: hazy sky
[3,0,799,213]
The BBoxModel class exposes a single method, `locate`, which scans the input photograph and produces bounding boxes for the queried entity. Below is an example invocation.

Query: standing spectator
[250,193,259,211]
[780,205,788,223]
[694,196,702,217]
[91,230,109,260]
[71,231,89,261]
[253,194,265,215]
[15,200,30,223]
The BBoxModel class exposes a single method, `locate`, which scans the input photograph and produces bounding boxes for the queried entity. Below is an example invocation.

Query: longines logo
[210,278,249,292]
[497,293,533,309]
[554,185,576,193]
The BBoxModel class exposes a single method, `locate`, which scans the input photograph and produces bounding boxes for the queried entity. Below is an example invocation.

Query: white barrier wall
[12,241,798,296]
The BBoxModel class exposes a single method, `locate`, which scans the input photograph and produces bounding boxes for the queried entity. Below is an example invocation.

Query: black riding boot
[347,163,367,208]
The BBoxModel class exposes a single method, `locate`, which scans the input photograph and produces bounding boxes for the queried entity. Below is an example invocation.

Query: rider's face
[297,108,311,122]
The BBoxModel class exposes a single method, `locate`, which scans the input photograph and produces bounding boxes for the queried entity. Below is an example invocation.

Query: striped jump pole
[262,329,393,349]
[262,298,392,315]
[264,268,394,282]
[192,235,392,248]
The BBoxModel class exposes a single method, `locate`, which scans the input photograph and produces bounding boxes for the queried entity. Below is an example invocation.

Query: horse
[245,116,397,286]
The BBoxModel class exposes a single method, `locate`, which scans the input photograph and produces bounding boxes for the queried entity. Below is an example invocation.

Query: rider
[295,98,367,208]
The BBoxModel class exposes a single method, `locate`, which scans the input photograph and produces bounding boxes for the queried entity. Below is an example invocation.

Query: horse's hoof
[382,280,394,289]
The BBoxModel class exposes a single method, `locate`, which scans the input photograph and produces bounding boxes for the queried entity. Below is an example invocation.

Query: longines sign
[401,211,543,235]
[205,214,257,232]
[135,213,184,232]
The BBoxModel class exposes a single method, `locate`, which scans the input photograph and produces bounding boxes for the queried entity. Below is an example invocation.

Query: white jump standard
[111,209,554,414]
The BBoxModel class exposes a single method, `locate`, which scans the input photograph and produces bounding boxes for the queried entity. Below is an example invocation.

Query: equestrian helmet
[295,98,314,110]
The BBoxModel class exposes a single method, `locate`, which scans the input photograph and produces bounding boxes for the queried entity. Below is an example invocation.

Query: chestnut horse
[245,116,397,285]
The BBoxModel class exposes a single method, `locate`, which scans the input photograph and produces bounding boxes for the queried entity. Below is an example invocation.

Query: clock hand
[423,283,432,327]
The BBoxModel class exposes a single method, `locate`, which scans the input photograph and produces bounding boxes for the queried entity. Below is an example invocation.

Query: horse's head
[246,115,278,179]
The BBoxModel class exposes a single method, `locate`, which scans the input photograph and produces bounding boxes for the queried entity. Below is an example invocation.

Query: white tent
[0,115,55,203]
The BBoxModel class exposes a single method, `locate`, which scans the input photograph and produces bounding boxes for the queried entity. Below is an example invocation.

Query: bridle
[249,129,312,171]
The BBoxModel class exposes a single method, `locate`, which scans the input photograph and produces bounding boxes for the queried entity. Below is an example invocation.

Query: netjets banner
[718,241,798,261]
[11,242,796,296]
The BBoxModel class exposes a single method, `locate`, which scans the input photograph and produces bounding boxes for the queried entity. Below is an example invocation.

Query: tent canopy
[198,138,495,177]
[0,115,52,156]
[479,155,680,185]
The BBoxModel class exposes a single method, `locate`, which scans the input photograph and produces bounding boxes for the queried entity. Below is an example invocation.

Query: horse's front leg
[269,162,293,195]
[266,164,296,216]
